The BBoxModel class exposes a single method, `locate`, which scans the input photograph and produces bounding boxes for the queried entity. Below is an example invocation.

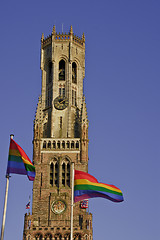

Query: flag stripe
[74,191,123,203]
[7,139,35,181]
[74,170,124,203]
[75,179,122,193]
[7,167,27,175]
[74,184,123,196]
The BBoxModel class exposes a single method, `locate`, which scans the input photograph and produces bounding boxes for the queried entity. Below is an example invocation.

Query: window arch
[72,62,77,83]
[59,60,65,80]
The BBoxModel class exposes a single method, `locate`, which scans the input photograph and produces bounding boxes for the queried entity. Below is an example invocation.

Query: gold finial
[70,25,73,34]
[52,25,56,34]
[82,32,85,42]
[41,33,44,42]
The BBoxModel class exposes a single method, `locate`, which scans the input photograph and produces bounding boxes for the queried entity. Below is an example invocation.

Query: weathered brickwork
[23,26,93,240]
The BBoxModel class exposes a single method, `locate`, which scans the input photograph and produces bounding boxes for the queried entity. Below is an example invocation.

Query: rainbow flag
[6,139,35,181]
[74,170,124,203]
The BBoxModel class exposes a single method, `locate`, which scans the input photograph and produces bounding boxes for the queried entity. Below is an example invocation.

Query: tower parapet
[41,26,85,48]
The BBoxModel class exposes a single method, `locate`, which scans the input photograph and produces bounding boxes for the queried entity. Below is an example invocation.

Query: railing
[41,138,80,151]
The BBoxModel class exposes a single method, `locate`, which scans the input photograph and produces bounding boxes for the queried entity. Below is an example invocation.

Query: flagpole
[0,134,14,240]
[70,162,74,240]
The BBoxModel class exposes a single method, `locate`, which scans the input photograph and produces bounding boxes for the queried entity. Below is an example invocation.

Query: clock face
[54,96,69,110]
[51,200,66,214]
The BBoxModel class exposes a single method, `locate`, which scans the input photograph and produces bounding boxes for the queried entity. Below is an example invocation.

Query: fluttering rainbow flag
[6,139,35,181]
[74,170,124,203]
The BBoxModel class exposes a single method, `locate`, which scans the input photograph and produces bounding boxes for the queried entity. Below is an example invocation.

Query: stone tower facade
[23,26,93,240]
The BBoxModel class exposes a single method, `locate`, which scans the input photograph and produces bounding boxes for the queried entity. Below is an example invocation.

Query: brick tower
[23,26,93,240]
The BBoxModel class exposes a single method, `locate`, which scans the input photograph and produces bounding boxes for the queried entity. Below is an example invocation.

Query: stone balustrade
[41,138,80,151]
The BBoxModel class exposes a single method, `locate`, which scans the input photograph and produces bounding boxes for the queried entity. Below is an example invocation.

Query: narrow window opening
[62,141,65,149]
[43,141,46,149]
[55,162,59,187]
[71,141,74,149]
[72,62,77,84]
[53,141,56,149]
[62,163,65,186]
[48,141,51,148]
[59,60,65,80]
[60,117,62,129]
[50,163,53,186]
[67,163,70,187]
[66,141,70,148]
[76,141,79,149]
[41,173,42,186]
[57,141,60,149]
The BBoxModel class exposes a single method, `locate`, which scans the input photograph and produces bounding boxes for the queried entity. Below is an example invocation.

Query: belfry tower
[23,26,93,240]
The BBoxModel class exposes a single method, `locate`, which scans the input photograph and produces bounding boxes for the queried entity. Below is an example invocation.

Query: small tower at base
[23,26,93,240]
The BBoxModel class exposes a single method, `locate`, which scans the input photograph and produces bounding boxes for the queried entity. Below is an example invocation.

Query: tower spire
[52,25,56,35]
[70,25,73,34]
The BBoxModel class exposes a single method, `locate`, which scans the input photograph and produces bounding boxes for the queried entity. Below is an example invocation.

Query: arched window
[59,60,65,80]
[48,141,51,148]
[66,141,70,149]
[71,141,74,149]
[72,62,77,83]
[43,141,46,149]
[76,141,79,149]
[50,160,59,187]
[50,163,53,186]
[55,162,59,187]
[53,141,56,149]
[57,141,60,149]
[62,163,65,186]
[62,141,65,149]
[61,159,70,187]
[67,163,70,187]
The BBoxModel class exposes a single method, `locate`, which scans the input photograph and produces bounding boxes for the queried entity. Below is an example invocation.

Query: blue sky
[0,0,160,239]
